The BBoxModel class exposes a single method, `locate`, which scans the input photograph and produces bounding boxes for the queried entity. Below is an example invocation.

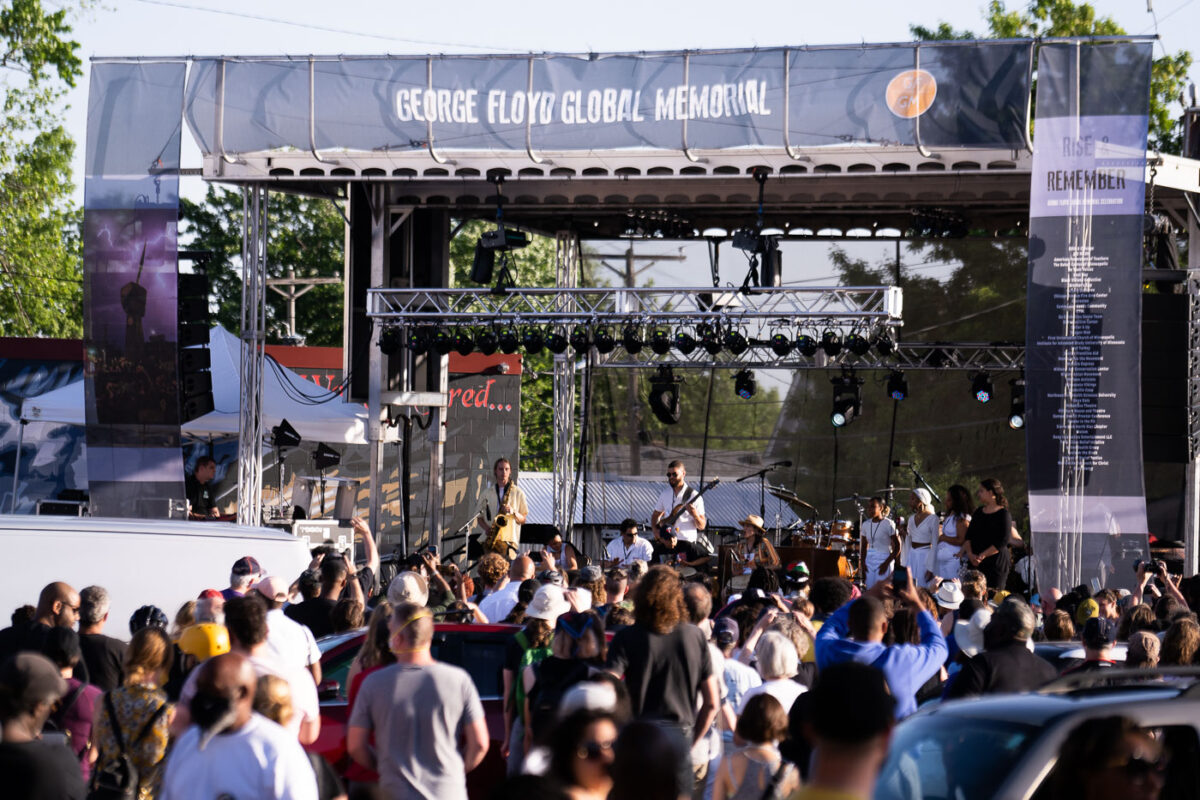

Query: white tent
[19,379,84,426]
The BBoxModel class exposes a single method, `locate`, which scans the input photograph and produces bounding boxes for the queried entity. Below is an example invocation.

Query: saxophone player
[475,457,528,554]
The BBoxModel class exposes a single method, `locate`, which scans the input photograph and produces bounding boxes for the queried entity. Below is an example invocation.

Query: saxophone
[484,486,517,554]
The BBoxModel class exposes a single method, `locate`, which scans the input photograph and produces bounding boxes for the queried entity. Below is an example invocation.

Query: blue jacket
[814,600,948,718]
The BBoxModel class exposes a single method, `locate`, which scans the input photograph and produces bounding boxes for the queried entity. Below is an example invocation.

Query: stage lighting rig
[452,328,474,357]
[648,366,681,425]
[470,173,528,293]
[593,327,616,354]
[622,325,643,354]
[830,373,863,428]
[674,329,697,355]
[820,329,843,357]
[874,329,896,356]
[735,169,782,293]
[795,334,818,357]
[545,328,569,355]
[497,327,520,354]
[521,326,545,354]
[407,327,432,356]
[432,327,455,356]
[769,331,792,357]
[734,369,756,399]
[723,329,749,355]
[650,328,673,355]
[1009,377,1025,429]
[887,370,908,401]
[698,323,722,355]
[474,327,499,356]
[569,326,592,353]
[971,372,994,403]
[378,326,403,355]
[845,331,871,356]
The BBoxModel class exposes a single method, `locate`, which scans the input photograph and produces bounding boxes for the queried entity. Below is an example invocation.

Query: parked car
[309,622,520,798]
[875,669,1200,800]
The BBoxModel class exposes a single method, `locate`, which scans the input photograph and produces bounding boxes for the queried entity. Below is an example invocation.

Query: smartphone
[892,566,910,592]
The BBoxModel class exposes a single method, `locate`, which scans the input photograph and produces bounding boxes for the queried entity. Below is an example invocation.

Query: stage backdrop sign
[1026,43,1153,592]
[83,62,189,517]
[183,43,1033,155]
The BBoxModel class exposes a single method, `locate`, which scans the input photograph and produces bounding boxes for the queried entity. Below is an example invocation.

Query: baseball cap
[526,584,571,621]
[713,617,739,646]
[578,565,603,584]
[785,561,811,586]
[253,576,290,603]
[1075,597,1100,626]
[537,569,565,587]
[387,571,429,607]
[0,653,66,709]
[935,580,964,610]
[1082,616,1117,649]
[197,589,223,600]
[231,556,263,577]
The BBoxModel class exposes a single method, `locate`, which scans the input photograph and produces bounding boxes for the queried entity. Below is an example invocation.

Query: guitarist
[651,460,707,543]
[475,457,528,553]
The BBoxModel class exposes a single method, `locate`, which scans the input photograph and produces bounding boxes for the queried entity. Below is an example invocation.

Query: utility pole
[266,268,342,344]
[584,245,687,476]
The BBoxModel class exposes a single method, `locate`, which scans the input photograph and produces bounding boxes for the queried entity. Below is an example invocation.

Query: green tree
[0,0,84,336]
[912,0,1193,153]
[180,185,345,346]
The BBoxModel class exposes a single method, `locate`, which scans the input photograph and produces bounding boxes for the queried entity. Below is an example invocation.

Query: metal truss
[553,234,579,538]
[366,285,903,326]
[237,185,268,526]
[595,342,1026,371]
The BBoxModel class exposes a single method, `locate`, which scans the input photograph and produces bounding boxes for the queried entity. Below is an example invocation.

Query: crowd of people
[1,473,1197,800]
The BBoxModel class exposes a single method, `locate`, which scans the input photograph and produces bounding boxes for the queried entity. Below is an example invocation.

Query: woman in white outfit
[907,489,939,588]
[860,496,899,590]
[934,484,972,581]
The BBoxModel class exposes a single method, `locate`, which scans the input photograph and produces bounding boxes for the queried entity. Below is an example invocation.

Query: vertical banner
[1026,43,1153,592]
[83,62,189,517]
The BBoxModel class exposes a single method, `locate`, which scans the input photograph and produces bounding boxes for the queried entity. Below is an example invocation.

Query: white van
[0,515,312,638]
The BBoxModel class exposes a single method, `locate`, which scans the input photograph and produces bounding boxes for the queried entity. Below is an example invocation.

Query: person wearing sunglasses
[1049,715,1167,800]
[546,709,618,800]
[651,460,707,544]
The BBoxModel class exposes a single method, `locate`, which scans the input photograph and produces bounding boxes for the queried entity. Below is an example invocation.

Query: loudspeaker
[1142,293,1189,463]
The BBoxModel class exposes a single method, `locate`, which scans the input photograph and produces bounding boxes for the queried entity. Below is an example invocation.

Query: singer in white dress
[860,497,900,590]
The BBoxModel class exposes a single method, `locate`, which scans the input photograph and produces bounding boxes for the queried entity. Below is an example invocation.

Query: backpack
[511,630,553,720]
[88,692,168,800]
[42,681,85,749]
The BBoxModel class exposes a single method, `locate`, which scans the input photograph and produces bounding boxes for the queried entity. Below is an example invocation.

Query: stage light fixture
[830,374,863,428]
[406,327,429,355]
[521,326,545,355]
[887,370,908,401]
[474,327,499,356]
[648,366,681,425]
[874,330,896,356]
[432,327,455,356]
[545,328,569,355]
[1009,378,1026,429]
[593,327,616,354]
[453,328,475,357]
[971,372,994,404]
[569,326,592,353]
[470,241,496,284]
[497,327,520,354]
[723,330,749,355]
[820,330,843,357]
[379,326,403,355]
[622,325,643,354]
[795,334,818,357]
[845,332,871,356]
[769,332,792,357]
[650,329,673,355]
[674,329,697,355]
[698,323,722,355]
[734,369,756,399]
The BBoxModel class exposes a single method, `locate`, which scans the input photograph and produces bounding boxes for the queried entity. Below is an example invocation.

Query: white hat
[387,571,429,607]
[913,488,933,507]
[954,608,992,658]
[526,584,571,622]
[559,681,618,718]
[935,580,964,610]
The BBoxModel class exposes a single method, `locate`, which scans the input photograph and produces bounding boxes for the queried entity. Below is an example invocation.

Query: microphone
[892,460,912,467]
[769,460,793,468]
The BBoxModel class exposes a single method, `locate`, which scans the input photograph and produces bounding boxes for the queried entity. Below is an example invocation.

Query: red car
[309,622,520,798]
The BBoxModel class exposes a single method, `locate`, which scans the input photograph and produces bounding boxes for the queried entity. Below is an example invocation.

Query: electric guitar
[654,478,720,538]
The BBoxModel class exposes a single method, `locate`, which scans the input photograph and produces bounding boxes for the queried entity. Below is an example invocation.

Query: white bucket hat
[526,584,571,622]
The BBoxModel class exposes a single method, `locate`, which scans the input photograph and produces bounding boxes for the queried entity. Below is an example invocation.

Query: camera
[1133,558,1166,575]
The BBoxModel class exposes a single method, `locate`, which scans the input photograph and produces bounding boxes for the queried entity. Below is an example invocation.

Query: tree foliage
[0,0,84,337]
[180,185,345,346]
[912,0,1193,153]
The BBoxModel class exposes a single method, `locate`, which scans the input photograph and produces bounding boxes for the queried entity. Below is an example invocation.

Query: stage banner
[1026,43,1153,592]
[83,62,189,518]
[183,42,1032,155]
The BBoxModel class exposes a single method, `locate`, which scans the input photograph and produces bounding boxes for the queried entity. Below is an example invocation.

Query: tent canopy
[19,326,369,444]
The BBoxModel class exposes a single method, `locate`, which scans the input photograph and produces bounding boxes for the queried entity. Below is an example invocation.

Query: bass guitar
[654,478,721,538]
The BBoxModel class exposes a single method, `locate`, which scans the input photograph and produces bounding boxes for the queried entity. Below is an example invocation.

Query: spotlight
[408,326,433,355]
[475,327,499,356]
[674,329,697,355]
[497,327,520,354]
[830,374,863,427]
[379,327,403,355]
[874,330,896,356]
[569,326,592,353]
[470,241,496,284]
[887,370,908,401]
[622,325,643,354]
[723,330,749,355]
[521,326,545,354]
[648,366,681,425]
[795,334,817,357]
[769,332,792,357]
[650,329,673,355]
[1009,378,1025,429]
[698,323,722,355]
[546,328,569,355]
[820,329,842,357]
[432,327,454,356]
[971,372,994,404]
[734,369,756,399]
[845,332,871,356]
[593,327,616,354]
[453,328,474,357]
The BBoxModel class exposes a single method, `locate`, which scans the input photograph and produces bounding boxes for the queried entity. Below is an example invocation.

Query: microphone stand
[736,461,790,520]
[900,462,940,502]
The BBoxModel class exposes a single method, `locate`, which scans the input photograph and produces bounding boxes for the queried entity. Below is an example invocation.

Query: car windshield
[875,716,1039,800]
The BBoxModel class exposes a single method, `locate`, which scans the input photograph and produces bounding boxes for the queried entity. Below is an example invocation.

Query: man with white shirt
[651,460,707,543]
[605,518,655,568]
[478,556,534,623]
[254,576,321,684]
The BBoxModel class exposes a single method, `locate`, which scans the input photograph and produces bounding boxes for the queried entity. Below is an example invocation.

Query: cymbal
[768,485,816,511]
[835,495,863,503]
[871,487,912,494]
